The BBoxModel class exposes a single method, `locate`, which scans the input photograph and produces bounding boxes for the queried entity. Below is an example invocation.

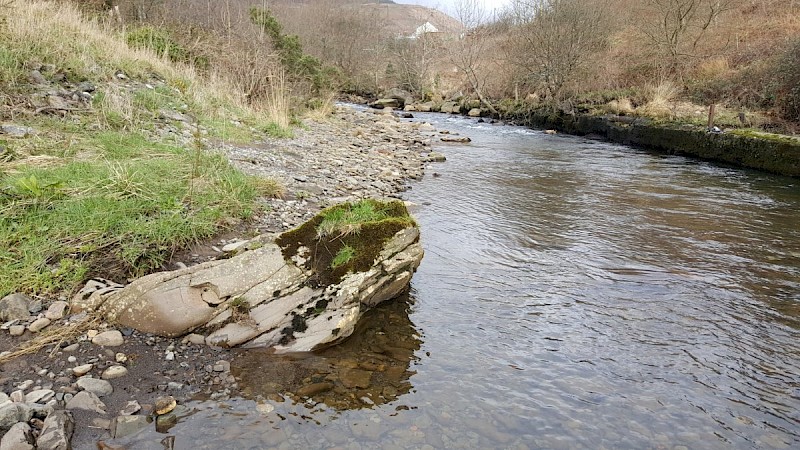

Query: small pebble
[101,365,128,380]
[72,364,93,376]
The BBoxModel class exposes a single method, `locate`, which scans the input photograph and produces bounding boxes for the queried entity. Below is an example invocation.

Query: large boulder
[385,88,413,106]
[369,98,401,109]
[370,88,414,110]
[74,200,423,353]
[440,101,461,114]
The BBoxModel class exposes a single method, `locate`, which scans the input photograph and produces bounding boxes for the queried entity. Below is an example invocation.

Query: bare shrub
[774,39,800,122]
[637,0,740,76]
[504,0,613,104]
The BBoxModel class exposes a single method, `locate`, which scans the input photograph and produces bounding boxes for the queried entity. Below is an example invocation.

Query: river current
[114,112,800,449]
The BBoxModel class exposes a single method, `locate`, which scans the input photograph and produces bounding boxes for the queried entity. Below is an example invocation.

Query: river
[113,112,800,449]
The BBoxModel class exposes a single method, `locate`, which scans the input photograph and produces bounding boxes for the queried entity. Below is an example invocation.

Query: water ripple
[407,113,800,448]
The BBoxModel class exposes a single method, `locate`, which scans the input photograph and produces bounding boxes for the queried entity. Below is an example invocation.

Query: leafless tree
[638,0,740,74]
[447,0,498,113]
[386,32,440,95]
[505,0,612,104]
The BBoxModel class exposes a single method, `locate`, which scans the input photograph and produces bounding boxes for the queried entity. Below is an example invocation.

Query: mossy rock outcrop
[276,199,416,287]
[73,200,423,352]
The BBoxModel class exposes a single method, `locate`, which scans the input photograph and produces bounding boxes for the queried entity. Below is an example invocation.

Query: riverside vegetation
[92,0,800,173]
[0,0,445,447]
[0,0,289,299]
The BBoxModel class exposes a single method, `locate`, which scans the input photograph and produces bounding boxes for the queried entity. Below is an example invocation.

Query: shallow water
[114,113,800,449]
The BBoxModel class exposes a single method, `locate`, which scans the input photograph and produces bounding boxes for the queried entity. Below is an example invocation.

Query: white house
[408,21,439,39]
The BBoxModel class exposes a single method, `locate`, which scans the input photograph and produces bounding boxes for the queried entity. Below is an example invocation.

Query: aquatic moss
[276,199,416,286]
[729,129,800,145]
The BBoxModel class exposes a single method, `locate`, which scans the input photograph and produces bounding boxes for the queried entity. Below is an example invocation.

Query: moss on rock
[275,199,416,287]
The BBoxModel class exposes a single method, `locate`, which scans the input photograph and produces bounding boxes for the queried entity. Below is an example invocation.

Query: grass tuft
[277,200,416,286]
[640,81,681,118]
[316,200,391,239]
[331,245,356,269]
[263,122,295,139]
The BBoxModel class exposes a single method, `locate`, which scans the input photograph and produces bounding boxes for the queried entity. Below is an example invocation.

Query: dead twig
[0,314,101,364]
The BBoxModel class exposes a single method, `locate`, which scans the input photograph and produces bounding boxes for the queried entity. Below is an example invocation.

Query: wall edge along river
[394,96,800,177]
[504,110,800,177]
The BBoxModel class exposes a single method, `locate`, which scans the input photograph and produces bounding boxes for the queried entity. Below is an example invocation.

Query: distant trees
[386,32,439,95]
[503,0,612,103]
[249,6,339,93]
[88,0,799,126]
[301,1,385,93]
[448,0,497,113]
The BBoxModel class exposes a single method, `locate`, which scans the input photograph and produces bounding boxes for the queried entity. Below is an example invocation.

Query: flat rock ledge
[73,201,423,353]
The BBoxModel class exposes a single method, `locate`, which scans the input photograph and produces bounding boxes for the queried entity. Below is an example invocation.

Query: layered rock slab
[74,200,423,353]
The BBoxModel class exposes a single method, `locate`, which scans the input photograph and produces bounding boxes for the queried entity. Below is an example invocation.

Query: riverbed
[112,111,800,449]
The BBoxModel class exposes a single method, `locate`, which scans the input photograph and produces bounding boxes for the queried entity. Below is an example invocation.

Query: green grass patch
[316,199,391,238]
[0,131,263,297]
[276,199,416,286]
[203,117,259,144]
[91,131,182,159]
[0,46,25,85]
[132,87,174,113]
[331,245,355,269]
[729,129,800,144]
[126,26,208,69]
[263,122,295,139]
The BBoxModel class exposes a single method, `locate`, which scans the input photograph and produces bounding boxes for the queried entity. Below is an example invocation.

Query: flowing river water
[114,112,800,449]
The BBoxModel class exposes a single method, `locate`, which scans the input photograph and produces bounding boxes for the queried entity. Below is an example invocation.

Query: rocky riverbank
[397,94,800,177]
[0,105,445,448]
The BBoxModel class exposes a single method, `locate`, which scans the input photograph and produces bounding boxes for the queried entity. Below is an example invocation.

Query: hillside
[0,0,286,297]
[359,2,464,37]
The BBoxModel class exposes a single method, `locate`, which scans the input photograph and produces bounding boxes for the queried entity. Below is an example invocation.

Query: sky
[395,0,514,17]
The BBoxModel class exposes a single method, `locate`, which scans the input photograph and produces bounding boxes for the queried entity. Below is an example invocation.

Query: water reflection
[108,296,422,449]
[108,112,800,449]
[232,294,420,411]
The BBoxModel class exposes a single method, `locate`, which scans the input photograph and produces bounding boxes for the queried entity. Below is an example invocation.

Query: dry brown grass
[264,69,291,129]
[0,0,292,124]
[693,56,732,81]
[606,98,635,115]
[639,81,681,118]
[304,92,337,121]
[0,315,101,364]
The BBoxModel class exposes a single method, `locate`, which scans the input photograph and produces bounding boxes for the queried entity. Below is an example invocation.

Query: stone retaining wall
[509,110,800,178]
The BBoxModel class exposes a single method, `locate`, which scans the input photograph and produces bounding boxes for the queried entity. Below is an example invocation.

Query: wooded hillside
[75,0,800,129]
